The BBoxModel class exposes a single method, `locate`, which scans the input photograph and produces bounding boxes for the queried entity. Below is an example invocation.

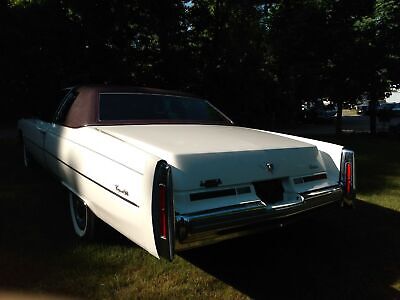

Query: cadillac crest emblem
[265,162,274,172]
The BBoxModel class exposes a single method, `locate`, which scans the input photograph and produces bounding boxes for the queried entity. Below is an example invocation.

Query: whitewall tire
[69,192,96,239]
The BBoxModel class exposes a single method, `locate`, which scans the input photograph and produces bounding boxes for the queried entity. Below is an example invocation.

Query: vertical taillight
[345,162,352,195]
[340,149,356,205]
[152,160,175,261]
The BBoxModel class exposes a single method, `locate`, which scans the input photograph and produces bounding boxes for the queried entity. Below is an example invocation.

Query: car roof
[73,85,198,99]
[61,85,211,128]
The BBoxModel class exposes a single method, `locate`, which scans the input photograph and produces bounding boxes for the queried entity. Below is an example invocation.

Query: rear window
[99,93,231,125]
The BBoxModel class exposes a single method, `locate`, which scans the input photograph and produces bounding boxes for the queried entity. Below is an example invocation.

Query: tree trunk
[369,98,377,135]
[335,100,343,135]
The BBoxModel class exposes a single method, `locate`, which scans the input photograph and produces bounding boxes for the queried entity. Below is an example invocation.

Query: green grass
[325,133,400,212]
[342,109,358,116]
[0,134,399,299]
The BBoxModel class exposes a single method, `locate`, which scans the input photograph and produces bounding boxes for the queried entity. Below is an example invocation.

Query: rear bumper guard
[175,185,343,250]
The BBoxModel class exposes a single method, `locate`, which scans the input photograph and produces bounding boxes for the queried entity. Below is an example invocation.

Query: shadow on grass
[182,200,400,299]
[0,139,135,298]
[0,171,137,299]
[181,133,400,298]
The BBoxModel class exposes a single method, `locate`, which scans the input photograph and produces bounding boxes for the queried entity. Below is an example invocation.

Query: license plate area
[253,179,284,205]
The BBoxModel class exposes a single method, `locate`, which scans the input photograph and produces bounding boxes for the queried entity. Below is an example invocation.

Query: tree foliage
[1,0,400,130]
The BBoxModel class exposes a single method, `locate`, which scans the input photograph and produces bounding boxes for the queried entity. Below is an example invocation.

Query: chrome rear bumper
[175,185,343,251]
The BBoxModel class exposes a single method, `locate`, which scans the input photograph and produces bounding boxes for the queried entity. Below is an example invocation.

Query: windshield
[98,93,232,125]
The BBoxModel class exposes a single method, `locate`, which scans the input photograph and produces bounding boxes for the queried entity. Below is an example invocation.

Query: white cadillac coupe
[18,85,356,260]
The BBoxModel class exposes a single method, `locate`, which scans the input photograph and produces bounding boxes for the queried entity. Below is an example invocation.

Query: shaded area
[0,138,245,299]
[182,201,400,299]
[2,1,400,132]
[0,139,138,299]
[175,132,395,298]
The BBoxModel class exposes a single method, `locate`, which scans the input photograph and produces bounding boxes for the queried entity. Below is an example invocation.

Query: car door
[35,120,50,165]
[22,119,48,166]
[44,89,78,177]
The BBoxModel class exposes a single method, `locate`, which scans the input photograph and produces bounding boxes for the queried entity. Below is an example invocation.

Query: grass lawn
[342,109,358,116]
[0,133,399,299]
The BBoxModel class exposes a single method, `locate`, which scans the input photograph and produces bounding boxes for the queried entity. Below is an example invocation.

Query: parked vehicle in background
[356,102,369,115]
[302,99,337,122]
[391,103,400,116]
[343,102,356,110]
[357,100,386,115]
[377,103,395,121]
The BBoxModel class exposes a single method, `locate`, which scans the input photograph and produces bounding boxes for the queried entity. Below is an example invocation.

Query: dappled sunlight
[359,193,400,211]
[392,282,400,293]
[0,291,76,300]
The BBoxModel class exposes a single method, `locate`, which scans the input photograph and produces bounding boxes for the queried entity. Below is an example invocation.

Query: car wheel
[69,192,96,239]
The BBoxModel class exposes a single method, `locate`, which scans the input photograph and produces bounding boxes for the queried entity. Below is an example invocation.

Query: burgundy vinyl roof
[62,85,215,128]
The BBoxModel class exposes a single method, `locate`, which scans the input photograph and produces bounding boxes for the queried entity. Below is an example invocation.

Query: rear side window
[99,93,231,124]
[54,90,78,124]
[37,89,71,122]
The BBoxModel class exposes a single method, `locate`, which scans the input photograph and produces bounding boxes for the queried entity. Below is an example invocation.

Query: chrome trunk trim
[175,185,343,250]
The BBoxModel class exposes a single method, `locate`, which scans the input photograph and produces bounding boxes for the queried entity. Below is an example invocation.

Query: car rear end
[98,124,356,258]
[166,146,356,251]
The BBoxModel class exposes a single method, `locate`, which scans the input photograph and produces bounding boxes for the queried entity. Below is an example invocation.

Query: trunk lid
[95,125,325,190]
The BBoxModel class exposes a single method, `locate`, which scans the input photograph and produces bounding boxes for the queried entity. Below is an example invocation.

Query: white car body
[18,86,356,260]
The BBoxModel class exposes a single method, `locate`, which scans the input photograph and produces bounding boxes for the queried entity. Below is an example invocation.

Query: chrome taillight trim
[152,160,175,261]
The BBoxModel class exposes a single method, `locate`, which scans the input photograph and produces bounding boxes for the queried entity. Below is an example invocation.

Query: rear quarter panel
[45,124,162,257]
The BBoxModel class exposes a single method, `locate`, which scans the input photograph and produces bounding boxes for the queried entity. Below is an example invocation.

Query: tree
[321,0,376,134]
[353,0,400,134]
[187,0,273,127]
[2,0,193,119]
[265,0,331,127]
[2,0,400,132]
